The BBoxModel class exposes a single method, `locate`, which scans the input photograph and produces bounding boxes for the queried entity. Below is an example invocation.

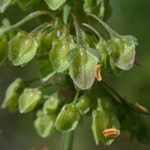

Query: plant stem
[87,13,119,37]
[0,11,50,35]
[61,131,74,150]
[82,22,103,40]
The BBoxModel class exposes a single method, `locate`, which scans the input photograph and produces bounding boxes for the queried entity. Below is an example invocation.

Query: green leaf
[34,115,55,138]
[39,60,55,82]
[44,0,66,10]
[0,40,8,65]
[8,31,39,66]
[76,95,90,115]
[55,103,80,132]
[1,78,25,112]
[50,36,75,73]
[19,88,42,113]
[43,93,60,114]
[69,47,98,90]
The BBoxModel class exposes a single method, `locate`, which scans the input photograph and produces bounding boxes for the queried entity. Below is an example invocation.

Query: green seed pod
[19,88,42,113]
[1,78,25,112]
[0,40,8,66]
[50,36,75,73]
[107,35,137,70]
[76,95,90,115]
[43,93,60,114]
[92,99,120,145]
[8,31,39,66]
[69,46,98,90]
[37,30,54,54]
[92,109,120,145]
[34,115,55,138]
[44,0,66,10]
[55,103,80,132]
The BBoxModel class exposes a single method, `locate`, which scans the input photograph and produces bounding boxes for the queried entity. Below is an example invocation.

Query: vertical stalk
[61,131,74,150]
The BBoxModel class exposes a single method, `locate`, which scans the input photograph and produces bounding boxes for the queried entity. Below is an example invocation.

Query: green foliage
[0,0,150,149]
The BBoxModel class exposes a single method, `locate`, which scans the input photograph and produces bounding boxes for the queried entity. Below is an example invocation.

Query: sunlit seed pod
[134,103,148,113]
[55,103,80,132]
[34,115,55,138]
[95,64,102,81]
[8,31,39,66]
[19,88,42,113]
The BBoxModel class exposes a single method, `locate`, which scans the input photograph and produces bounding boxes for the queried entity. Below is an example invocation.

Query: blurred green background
[0,0,150,150]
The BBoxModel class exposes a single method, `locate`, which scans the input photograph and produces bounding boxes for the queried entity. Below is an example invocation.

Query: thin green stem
[100,81,150,116]
[101,81,133,110]
[0,11,50,35]
[87,13,119,37]
[82,22,104,40]
[61,131,74,150]
[73,90,80,104]
[71,13,84,46]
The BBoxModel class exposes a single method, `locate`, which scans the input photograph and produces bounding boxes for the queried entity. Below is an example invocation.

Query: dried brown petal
[134,103,148,113]
[95,64,102,81]
[102,128,120,139]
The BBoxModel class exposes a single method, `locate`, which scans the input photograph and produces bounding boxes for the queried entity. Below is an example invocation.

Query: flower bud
[1,78,25,112]
[76,95,90,115]
[19,88,42,113]
[43,93,60,114]
[34,115,55,138]
[8,31,39,66]
[55,103,80,132]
